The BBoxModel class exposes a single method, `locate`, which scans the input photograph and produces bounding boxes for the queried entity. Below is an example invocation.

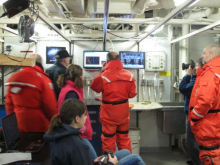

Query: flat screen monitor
[83,51,109,69]
[46,46,66,64]
[119,51,145,69]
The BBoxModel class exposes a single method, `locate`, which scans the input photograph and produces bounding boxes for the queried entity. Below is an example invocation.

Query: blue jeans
[114,149,146,165]
[186,116,203,165]
[82,138,98,161]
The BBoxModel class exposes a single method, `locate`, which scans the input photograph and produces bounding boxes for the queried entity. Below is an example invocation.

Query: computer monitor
[119,51,145,69]
[46,46,66,64]
[83,51,109,69]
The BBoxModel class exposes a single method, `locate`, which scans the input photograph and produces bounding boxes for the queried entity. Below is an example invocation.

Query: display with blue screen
[46,46,66,64]
[119,51,145,69]
[83,51,109,69]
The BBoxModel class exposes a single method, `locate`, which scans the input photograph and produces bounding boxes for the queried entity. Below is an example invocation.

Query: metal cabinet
[88,105,102,156]
[157,102,185,134]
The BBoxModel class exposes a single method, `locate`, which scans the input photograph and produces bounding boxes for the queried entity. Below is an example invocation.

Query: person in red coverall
[5,54,57,132]
[188,44,220,165]
[90,52,137,153]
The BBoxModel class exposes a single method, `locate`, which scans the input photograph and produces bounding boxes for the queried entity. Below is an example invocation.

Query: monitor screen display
[46,46,66,64]
[119,51,145,69]
[83,51,109,69]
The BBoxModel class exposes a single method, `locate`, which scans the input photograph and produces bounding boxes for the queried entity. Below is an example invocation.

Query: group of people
[5,44,220,165]
[179,44,220,165]
[4,50,145,165]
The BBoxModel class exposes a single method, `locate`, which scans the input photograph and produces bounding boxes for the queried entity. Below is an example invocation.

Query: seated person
[44,99,146,165]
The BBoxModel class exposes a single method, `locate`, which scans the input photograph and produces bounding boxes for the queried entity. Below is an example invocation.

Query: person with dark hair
[189,44,220,164]
[44,99,146,165]
[179,58,204,165]
[5,54,57,132]
[90,52,137,153]
[56,64,95,160]
[46,49,71,99]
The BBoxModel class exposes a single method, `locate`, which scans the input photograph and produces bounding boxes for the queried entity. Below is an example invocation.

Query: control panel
[145,51,166,71]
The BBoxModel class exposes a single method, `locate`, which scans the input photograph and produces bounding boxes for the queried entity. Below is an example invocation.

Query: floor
[139,148,189,165]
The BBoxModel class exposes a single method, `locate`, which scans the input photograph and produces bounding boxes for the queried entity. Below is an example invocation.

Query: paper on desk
[0,153,32,164]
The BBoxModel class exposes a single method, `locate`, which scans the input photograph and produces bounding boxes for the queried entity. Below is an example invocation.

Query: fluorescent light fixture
[174,0,200,7]
[189,0,200,7]
[0,0,7,6]
[174,0,186,7]
[171,19,220,43]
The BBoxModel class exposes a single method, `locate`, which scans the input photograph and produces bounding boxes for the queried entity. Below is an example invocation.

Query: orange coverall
[188,56,220,165]
[90,60,137,153]
[5,65,57,132]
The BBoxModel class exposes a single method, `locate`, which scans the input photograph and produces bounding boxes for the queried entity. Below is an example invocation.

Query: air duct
[183,7,214,19]
[133,0,158,15]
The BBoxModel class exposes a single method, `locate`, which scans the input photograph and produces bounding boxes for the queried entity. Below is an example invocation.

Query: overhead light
[174,0,186,7]
[174,0,200,7]
[189,0,200,7]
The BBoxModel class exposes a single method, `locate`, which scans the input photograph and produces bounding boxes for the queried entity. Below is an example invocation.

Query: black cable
[82,24,169,40]
[0,13,7,18]
[3,43,30,62]
[93,41,100,50]
[4,67,22,77]
[81,25,141,39]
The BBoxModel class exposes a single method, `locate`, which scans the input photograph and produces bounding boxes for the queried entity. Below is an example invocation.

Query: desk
[129,102,163,127]
[4,142,50,165]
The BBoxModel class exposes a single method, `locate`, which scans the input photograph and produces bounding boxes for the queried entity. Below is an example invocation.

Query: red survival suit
[90,60,137,153]
[5,65,57,132]
[188,56,220,165]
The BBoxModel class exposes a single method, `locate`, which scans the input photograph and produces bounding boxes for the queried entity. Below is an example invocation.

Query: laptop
[1,113,46,153]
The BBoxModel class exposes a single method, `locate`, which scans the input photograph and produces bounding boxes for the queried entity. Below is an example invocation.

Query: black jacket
[44,124,93,165]
[46,62,66,99]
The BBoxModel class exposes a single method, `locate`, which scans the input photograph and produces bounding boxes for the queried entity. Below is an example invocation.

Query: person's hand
[192,68,197,75]
[94,155,103,163]
[102,62,107,71]
[186,65,193,75]
[108,154,118,165]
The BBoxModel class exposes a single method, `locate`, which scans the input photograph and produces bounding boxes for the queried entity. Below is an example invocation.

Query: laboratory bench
[0,100,185,157]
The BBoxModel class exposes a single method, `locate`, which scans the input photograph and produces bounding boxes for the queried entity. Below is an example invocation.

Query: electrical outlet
[158,79,164,87]
[147,80,154,86]
[141,79,146,86]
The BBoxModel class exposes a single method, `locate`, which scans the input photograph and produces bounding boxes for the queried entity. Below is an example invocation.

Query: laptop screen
[1,113,21,149]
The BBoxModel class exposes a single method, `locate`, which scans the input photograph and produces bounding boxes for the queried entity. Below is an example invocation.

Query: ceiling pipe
[171,19,220,43]
[103,0,110,51]
[190,0,220,7]
[0,25,18,35]
[0,17,214,25]
[138,0,197,43]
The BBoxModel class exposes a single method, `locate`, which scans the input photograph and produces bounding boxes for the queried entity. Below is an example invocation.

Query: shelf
[0,54,35,66]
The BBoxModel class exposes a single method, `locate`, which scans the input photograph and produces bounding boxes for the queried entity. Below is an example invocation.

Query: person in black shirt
[46,50,71,99]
